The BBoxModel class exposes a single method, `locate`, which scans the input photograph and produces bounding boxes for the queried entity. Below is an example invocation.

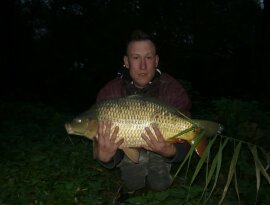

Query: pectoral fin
[122,148,140,163]
[192,137,208,157]
[167,138,184,144]
[84,119,98,139]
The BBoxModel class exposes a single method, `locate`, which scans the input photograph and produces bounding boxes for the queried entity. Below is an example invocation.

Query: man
[95,30,191,204]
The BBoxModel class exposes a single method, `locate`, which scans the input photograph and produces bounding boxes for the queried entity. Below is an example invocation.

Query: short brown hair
[126,30,157,54]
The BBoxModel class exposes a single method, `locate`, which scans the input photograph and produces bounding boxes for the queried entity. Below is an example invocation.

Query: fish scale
[65,95,222,162]
[94,96,196,148]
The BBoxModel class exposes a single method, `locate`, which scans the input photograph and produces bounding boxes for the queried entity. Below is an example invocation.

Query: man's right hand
[96,121,124,163]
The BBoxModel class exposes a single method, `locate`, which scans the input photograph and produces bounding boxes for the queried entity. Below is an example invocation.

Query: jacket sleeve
[98,150,124,169]
[165,142,191,163]
[159,74,191,117]
[96,78,125,103]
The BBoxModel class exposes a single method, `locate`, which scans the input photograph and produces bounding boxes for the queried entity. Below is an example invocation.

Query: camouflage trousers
[117,149,172,191]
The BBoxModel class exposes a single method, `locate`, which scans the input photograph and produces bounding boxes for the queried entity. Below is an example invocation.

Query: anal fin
[193,137,208,157]
[122,148,140,163]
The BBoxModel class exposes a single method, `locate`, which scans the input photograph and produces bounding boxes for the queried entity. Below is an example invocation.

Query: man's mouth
[138,73,147,77]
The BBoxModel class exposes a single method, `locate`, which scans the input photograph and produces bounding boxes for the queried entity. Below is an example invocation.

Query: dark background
[1,0,270,111]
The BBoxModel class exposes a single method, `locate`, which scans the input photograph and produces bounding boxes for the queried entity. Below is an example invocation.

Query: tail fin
[192,119,223,157]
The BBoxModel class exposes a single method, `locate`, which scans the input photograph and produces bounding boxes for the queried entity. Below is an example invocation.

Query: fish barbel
[65,95,222,162]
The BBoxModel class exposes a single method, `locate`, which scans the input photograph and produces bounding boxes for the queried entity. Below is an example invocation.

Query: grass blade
[219,141,242,205]
[248,145,261,195]
[259,147,270,171]
[249,145,270,187]
[204,137,229,204]
[173,142,195,180]
[234,170,240,203]
[206,137,229,187]
[190,135,217,186]
[173,131,205,180]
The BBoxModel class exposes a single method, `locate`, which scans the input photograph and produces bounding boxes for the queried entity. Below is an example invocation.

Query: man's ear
[155,55,159,67]
[123,56,129,68]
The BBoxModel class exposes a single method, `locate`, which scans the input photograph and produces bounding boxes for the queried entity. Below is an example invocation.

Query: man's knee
[120,164,147,191]
[147,164,172,191]
[148,179,172,191]
[122,177,146,191]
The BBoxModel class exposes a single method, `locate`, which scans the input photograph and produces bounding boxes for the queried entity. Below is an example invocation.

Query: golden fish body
[65,95,221,162]
[95,96,197,148]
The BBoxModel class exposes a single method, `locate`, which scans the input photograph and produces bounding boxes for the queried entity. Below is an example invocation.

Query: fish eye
[75,119,82,123]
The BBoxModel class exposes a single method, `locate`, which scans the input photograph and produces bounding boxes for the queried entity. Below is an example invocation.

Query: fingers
[143,124,165,144]
[141,133,154,147]
[145,127,157,141]
[111,126,124,148]
[104,120,112,138]
[151,123,164,142]
[97,121,105,143]
[141,126,158,149]
[110,126,119,142]
[141,124,172,156]
[97,120,122,147]
[98,121,112,138]
[141,144,153,151]
[115,138,124,147]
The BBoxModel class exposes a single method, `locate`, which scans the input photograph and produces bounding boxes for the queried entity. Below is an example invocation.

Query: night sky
[1,2,270,203]
[1,0,270,111]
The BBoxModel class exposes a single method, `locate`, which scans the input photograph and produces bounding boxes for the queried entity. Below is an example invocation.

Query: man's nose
[140,59,146,70]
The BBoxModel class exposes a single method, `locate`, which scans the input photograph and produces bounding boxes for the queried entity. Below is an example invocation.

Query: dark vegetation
[1,0,270,204]
[1,98,269,204]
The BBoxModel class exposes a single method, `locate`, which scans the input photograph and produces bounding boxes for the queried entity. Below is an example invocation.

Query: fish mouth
[65,123,84,136]
[65,123,74,134]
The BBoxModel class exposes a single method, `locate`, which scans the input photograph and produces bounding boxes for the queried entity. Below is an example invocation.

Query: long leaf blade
[248,145,261,194]
[249,145,270,185]
[234,170,240,203]
[173,130,205,180]
[219,141,242,205]
[190,135,217,185]
[173,142,195,180]
[259,147,270,171]
[204,137,229,204]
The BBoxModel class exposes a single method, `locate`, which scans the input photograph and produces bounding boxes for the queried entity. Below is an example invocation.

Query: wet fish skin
[65,95,200,146]
[65,95,220,162]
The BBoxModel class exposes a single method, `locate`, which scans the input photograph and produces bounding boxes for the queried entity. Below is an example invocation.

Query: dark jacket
[96,71,191,168]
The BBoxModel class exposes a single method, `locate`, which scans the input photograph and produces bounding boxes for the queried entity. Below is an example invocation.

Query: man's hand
[96,121,124,163]
[141,123,176,158]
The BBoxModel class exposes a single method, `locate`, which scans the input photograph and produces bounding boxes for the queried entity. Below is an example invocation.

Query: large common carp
[65,95,222,163]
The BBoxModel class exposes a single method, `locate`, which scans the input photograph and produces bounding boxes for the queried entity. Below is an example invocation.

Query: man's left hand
[141,123,176,158]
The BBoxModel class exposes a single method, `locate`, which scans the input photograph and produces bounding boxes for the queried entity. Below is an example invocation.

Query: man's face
[124,40,159,88]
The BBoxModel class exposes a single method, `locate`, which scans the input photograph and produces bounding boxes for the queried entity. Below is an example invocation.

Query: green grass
[0,99,269,204]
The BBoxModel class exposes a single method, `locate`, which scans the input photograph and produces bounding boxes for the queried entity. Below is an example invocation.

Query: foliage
[2,0,268,105]
[0,101,120,204]
[0,98,269,204]
[183,98,270,204]
[208,98,270,148]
